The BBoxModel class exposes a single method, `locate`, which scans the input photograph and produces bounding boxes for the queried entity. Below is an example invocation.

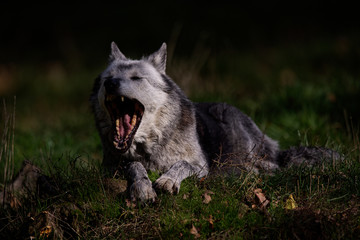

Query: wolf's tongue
[116,114,132,139]
[123,114,132,136]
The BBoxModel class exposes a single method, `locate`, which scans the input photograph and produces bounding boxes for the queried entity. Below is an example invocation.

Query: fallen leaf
[254,188,270,209]
[254,188,266,202]
[285,194,298,210]
[190,224,200,238]
[203,192,212,204]
[208,215,214,230]
[39,225,52,238]
[202,190,214,204]
[183,193,189,200]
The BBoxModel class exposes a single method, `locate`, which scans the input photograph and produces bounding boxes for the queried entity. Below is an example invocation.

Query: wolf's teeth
[106,95,115,101]
[121,96,125,102]
[116,118,120,132]
[131,114,137,127]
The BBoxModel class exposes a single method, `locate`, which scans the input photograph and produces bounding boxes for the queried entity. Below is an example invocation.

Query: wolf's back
[277,146,342,168]
[195,102,341,171]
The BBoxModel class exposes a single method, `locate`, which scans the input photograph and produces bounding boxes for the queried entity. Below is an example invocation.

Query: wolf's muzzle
[104,78,120,94]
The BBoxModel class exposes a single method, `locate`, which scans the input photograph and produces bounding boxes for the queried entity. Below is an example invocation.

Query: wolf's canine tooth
[131,114,137,126]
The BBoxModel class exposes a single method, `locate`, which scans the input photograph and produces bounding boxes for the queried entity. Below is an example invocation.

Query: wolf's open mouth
[105,95,144,152]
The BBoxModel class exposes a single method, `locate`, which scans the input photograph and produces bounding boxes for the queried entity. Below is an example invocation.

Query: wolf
[90,42,339,202]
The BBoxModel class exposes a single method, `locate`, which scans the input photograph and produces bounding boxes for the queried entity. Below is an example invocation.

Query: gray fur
[277,146,341,167]
[90,42,339,202]
[128,162,157,202]
[109,41,126,62]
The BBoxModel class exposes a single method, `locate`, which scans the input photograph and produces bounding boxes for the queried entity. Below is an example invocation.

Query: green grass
[1,37,360,239]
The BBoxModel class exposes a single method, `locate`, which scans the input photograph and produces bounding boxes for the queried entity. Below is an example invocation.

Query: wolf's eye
[130,76,141,81]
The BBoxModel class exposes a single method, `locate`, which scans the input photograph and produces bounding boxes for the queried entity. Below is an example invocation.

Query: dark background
[1,2,359,67]
[0,1,359,126]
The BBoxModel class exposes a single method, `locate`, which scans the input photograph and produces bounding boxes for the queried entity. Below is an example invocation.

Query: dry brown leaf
[208,215,214,230]
[190,224,200,238]
[183,193,189,200]
[254,188,270,209]
[39,225,52,238]
[203,192,212,204]
[254,188,266,202]
[203,190,214,204]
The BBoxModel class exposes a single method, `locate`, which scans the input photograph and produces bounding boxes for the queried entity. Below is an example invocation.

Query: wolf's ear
[109,42,126,62]
[147,43,167,74]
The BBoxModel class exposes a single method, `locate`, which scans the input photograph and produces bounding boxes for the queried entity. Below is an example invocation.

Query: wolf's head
[94,42,173,153]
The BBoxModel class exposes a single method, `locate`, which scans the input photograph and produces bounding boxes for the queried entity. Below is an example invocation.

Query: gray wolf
[90,42,340,202]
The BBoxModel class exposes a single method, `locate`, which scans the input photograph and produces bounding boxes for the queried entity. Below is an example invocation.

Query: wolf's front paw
[129,178,157,203]
[154,176,180,194]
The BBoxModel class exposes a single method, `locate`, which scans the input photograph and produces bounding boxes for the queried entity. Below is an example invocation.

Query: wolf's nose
[104,78,120,93]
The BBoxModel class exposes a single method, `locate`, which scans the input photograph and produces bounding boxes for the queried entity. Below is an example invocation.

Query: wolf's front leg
[127,162,157,202]
[154,161,207,194]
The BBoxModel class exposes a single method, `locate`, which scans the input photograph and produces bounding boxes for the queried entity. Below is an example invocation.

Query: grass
[1,36,360,239]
